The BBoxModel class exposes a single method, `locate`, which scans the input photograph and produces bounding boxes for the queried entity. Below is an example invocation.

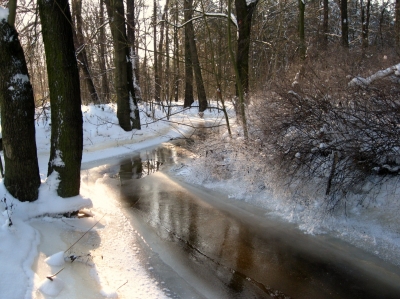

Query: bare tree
[72,0,100,104]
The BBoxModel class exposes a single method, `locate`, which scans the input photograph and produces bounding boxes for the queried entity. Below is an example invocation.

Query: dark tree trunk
[235,0,258,97]
[99,0,110,102]
[158,4,165,103]
[38,0,83,197]
[185,0,207,112]
[361,0,371,49]
[298,0,306,59]
[126,0,141,129]
[153,0,161,102]
[396,0,400,49]
[173,0,179,102]
[72,0,100,104]
[340,0,349,47]
[163,0,170,104]
[104,0,136,131]
[0,20,40,202]
[184,1,194,108]
[322,0,328,49]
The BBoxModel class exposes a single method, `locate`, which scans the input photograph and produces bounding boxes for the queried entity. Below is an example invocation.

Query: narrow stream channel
[84,143,400,299]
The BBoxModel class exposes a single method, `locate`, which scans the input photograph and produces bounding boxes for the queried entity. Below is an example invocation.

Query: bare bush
[251,52,400,210]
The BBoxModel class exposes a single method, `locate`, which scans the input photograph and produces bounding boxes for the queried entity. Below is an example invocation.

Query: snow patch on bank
[172,126,400,268]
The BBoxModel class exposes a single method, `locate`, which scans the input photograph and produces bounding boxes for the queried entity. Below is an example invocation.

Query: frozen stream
[82,143,400,299]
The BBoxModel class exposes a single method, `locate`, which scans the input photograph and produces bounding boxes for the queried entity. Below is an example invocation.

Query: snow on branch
[160,11,238,30]
[348,63,400,87]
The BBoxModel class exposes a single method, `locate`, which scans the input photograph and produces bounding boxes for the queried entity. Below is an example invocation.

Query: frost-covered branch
[348,63,400,87]
[159,11,238,29]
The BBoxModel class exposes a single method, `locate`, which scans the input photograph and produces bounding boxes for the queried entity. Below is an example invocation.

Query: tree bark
[228,0,248,139]
[322,0,328,49]
[235,0,258,97]
[153,0,161,102]
[126,0,141,129]
[72,0,100,104]
[340,0,349,47]
[396,0,400,49]
[38,0,83,197]
[104,0,135,131]
[0,19,40,201]
[361,0,371,49]
[298,0,306,59]
[99,0,110,102]
[185,0,207,112]
[184,0,194,108]
[173,0,179,102]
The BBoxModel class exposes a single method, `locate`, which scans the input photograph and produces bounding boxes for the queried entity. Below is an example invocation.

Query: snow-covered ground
[0,102,224,299]
[1,100,400,298]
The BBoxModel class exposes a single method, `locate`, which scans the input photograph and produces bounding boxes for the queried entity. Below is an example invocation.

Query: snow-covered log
[348,63,400,87]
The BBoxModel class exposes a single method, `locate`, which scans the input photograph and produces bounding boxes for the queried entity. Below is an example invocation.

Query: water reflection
[109,144,400,299]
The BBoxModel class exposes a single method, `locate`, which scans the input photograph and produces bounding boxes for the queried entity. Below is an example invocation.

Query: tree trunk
[154,0,161,102]
[361,0,371,49]
[228,0,248,139]
[38,0,83,197]
[99,0,110,102]
[164,0,170,105]
[0,19,40,202]
[298,0,306,59]
[185,0,207,112]
[126,0,141,129]
[184,0,194,108]
[340,0,349,47]
[173,0,179,102]
[322,0,328,49]
[158,3,165,103]
[396,0,400,49]
[72,0,100,105]
[104,0,134,131]
[235,0,258,97]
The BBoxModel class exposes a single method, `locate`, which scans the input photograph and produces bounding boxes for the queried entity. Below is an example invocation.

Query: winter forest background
[2,0,400,268]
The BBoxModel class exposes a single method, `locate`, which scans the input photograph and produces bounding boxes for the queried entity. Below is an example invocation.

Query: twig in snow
[64,213,106,253]
[46,268,65,281]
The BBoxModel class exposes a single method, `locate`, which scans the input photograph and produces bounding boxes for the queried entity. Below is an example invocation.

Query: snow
[1,98,400,298]
[0,6,9,21]
[44,251,65,267]
[246,0,258,5]
[0,102,212,298]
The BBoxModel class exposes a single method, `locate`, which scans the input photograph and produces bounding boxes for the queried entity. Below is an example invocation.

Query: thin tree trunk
[185,0,207,112]
[361,0,371,49]
[341,0,349,47]
[72,0,100,104]
[235,0,258,98]
[38,0,83,197]
[396,0,400,49]
[164,0,170,106]
[173,0,179,102]
[154,0,161,102]
[158,2,165,103]
[104,0,134,131]
[322,0,328,49]
[126,0,141,129]
[298,0,306,59]
[99,0,110,102]
[228,0,248,139]
[200,0,231,136]
[184,0,194,108]
[0,15,40,201]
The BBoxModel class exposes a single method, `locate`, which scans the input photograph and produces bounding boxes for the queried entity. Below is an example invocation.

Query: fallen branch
[348,63,400,87]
